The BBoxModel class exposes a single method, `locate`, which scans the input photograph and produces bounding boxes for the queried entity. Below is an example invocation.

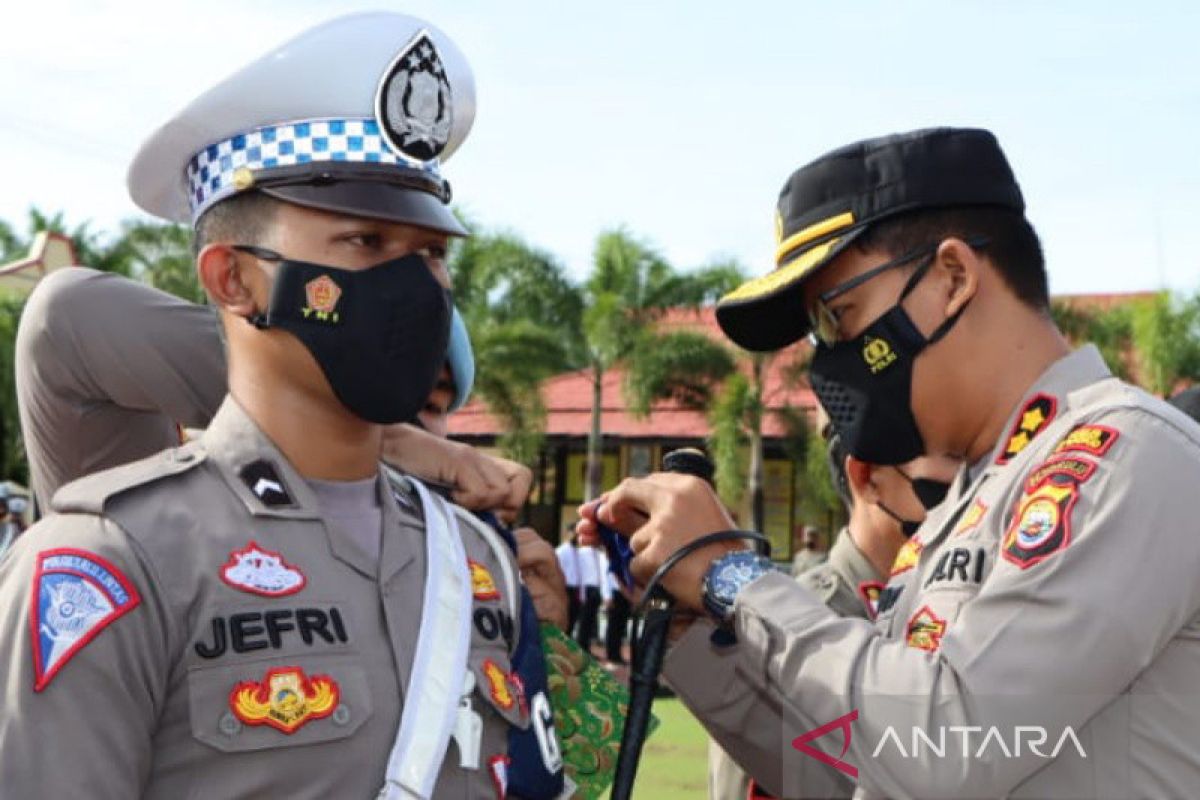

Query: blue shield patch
[31,548,140,692]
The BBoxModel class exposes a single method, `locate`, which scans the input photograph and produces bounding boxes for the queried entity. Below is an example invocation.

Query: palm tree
[581,229,741,500]
[450,224,585,464]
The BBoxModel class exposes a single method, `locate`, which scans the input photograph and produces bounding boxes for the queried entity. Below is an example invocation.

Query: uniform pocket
[188,652,373,752]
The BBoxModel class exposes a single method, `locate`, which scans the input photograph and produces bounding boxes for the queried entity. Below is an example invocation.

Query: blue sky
[2,1,1197,294]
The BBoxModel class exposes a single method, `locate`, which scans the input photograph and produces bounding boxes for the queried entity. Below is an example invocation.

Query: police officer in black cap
[578,127,1200,797]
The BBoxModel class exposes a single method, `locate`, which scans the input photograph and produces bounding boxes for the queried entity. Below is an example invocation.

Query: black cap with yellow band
[715,127,1026,352]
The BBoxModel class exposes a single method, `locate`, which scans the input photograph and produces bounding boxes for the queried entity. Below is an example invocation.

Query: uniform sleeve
[0,512,174,798]
[16,268,226,507]
[671,408,1200,798]
[796,528,881,620]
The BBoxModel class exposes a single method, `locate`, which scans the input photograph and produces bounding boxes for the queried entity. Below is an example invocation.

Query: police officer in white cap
[0,12,532,798]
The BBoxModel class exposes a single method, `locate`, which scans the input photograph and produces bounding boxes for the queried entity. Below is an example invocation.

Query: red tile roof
[448,307,817,439]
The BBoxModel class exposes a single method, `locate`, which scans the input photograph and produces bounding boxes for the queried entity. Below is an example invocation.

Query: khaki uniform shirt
[666,346,1200,799]
[707,529,882,800]
[0,398,527,798]
[15,267,226,510]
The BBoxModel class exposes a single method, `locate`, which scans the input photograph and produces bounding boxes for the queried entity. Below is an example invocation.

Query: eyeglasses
[806,236,988,346]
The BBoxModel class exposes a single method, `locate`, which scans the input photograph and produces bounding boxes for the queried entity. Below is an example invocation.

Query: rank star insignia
[220,541,307,597]
[1002,481,1079,570]
[303,275,342,323]
[906,605,947,652]
[996,394,1058,464]
[376,30,453,162]
[229,666,339,734]
[31,548,141,692]
[469,560,500,601]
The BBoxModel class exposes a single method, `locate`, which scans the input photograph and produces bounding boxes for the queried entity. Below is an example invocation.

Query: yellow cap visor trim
[721,237,842,304]
[774,211,854,265]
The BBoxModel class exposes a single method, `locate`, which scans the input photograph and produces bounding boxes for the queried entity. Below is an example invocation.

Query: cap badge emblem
[376,30,453,162]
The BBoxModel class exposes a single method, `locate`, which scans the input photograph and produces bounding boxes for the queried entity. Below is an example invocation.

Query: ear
[197,244,259,317]
[845,455,880,504]
[933,237,981,317]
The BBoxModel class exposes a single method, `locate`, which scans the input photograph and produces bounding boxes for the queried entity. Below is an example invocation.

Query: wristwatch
[701,550,777,624]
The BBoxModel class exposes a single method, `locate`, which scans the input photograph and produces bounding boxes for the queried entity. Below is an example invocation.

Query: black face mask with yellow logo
[245,249,452,424]
[809,260,966,465]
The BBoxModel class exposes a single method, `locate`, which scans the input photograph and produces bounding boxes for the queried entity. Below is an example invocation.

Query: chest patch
[469,559,501,601]
[229,665,339,734]
[31,548,141,692]
[220,542,306,597]
[906,605,948,652]
[889,539,924,577]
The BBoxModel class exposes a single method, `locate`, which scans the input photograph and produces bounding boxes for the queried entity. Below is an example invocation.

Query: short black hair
[192,191,283,257]
[853,206,1049,311]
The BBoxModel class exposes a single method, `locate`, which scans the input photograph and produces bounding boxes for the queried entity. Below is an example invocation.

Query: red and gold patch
[1024,456,1097,492]
[1002,480,1079,570]
[1053,424,1119,457]
[303,275,342,323]
[953,498,988,537]
[469,560,500,601]
[229,665,339,734]
[857,581,885,620]
[996,394,1058,465]
[906,605,947,652]
[482,659,515,710]
[889,538,923,577]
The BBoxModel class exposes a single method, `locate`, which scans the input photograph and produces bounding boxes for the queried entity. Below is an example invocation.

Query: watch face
[713,553,763,604]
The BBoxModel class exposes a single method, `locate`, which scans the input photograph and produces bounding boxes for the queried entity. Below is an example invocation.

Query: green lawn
[617,697,710,799]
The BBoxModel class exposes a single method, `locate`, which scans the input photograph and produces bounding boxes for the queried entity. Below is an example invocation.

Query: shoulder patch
[1053,424,1119,457]
[997,394,1058,464]
[31,548,141,691]
[51,443,206,515]
[1024,455,1098,492]
[1002,481,1079,570]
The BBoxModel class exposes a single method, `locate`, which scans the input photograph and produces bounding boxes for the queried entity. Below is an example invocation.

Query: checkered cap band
[185,118,442,221]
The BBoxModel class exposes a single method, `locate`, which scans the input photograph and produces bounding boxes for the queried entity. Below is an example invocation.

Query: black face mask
[894,466,951,511]
[809,257,966,465]
[876,501,922,538]
[245,249,452,424]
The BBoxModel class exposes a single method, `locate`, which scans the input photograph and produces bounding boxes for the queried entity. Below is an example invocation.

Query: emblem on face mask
[376,30,453,163]
[862,337,897,374]
[229,665,339,734]
[303,275,342,324]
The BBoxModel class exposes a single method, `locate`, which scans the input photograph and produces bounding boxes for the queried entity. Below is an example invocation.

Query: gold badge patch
[229,666,339,734]
[996,394,1057,464]
[469,559,500,601]
[482,659,515,710]
[906,605,947,652]
[1053,424,1119,457]
[953,498,988,537]
[889,538,923,577]
[862,337,897,374]
[303,275,342,323]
